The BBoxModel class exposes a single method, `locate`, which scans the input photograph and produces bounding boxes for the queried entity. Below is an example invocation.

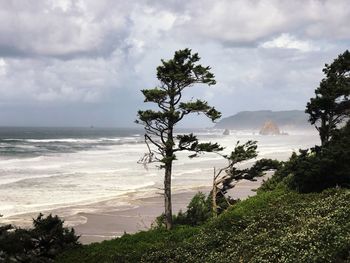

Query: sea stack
[259,120,280,135]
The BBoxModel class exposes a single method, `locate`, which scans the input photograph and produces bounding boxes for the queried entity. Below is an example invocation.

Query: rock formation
[259,120,280,135]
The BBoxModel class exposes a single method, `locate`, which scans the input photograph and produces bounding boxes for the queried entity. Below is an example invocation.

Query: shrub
[184,192,212,226]
[260,122,350,193]
[141,189,350,263]
[153,192,212,228]
[0,214,80,262]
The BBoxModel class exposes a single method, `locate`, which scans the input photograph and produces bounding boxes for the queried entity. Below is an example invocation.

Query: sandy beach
[74,177,264,244]
[4,177,264,244]
[75,188,209,244]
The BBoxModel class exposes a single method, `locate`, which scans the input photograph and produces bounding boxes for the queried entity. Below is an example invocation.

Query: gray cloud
[0,0,349,127]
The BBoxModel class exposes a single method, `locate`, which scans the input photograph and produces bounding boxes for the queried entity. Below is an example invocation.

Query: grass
[57,188,350,263]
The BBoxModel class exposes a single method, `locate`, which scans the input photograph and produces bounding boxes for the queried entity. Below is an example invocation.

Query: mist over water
[0,127,319,224]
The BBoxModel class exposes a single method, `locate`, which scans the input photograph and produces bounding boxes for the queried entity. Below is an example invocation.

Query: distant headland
[215,110,311,130]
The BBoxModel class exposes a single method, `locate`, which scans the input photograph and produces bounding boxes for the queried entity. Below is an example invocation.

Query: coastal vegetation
[136,49,222,229]
[306,50,350,146]
[55,49,350,262]
[56,189,350,262]
[1,50,350,262]
[0,214,80,262]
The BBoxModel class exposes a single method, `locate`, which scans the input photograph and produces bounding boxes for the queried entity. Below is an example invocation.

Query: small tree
[136,49,222,229]
[0,214,80,262]
[212,141,281,216]
[306,50,350,146]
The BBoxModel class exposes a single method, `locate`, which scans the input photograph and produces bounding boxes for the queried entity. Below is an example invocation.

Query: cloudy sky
[0,0,349,127]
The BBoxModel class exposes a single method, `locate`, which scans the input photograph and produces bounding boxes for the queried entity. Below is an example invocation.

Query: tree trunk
[320,118,328,147]
[212,168,218,217]
[164,161,173,229]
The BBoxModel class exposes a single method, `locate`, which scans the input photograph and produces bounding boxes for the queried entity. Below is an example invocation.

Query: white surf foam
[0,131,320,224]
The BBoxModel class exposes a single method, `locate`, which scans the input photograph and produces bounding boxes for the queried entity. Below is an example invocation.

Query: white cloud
[0,58,6,76]
[0,0,128,57]
[0,0,348,126]
[260,33,319,52]
[163,0,350,46]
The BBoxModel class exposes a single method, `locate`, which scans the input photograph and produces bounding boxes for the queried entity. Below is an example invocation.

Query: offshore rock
[259,120,280,135]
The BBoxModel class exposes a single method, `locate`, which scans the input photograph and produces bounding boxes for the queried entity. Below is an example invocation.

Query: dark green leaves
[179,100,221,121]
[305,50,350,145]
[137,110,167,123]
[0,214,80,262]
[227,140,258,164]
[156,48,216,88]
[136,49,221,169]
[176,133,223,157]
[177,133,198,151]
[206,108,221,122]
[141,88,168,103]
[179,100,211,112]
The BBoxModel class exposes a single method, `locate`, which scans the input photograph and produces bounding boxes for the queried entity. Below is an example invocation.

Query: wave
[0,136,145,159]
[1,137,141,143]
[0,180,157,219]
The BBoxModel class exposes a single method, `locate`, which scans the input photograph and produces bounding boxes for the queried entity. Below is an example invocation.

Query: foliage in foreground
[0,214,80,262]
[57,226,200,263]
[153,192,216,228]
[57,188,350,263]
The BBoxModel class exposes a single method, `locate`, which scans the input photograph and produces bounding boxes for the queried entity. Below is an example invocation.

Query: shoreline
[0,132,320,244]
[2,178,265,244]
[75,187,211,243]
[3,186,211,244]
[75,177,266,244]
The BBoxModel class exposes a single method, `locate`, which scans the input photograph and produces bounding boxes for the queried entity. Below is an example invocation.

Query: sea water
[0,127,319,225]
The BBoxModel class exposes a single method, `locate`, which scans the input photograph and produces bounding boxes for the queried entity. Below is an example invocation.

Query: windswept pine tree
[306,50,350,146]
[211,141,281,216]
[136,49,222,229]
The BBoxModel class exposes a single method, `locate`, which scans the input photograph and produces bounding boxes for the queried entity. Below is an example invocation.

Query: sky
[0,0,349,127]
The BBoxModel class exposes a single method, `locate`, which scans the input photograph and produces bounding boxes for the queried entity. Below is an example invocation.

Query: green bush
[141,189,350,263]
[183,192,212,226]
[260,122,350,193]
[153,192,212,228]
[0,214,80,262]
[57,226,199,263]
[57,189,350,263]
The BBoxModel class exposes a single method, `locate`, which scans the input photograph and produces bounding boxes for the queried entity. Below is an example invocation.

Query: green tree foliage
[154,192,212,228]
[212,140,281,216]
[261,51,350,193]
[306,50,350,145]
[0,214,80,262]
[291,122,350,192]
[261,121,350,193]
[136,49,222,229]
[179,192,212,226]
[153,143,280,225]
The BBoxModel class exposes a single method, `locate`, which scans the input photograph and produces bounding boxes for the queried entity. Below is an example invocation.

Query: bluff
[215,110,310,130]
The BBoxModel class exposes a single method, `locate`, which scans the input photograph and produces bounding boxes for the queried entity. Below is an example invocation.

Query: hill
[215,110,310,130]
[57,188,350,263]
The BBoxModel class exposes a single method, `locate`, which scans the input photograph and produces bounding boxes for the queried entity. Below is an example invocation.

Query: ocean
[0,127,320,226]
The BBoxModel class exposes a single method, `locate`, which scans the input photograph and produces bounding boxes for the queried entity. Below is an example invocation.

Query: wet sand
[74,177,265,244]
[3,177,266,244]
[75,189,208,244]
